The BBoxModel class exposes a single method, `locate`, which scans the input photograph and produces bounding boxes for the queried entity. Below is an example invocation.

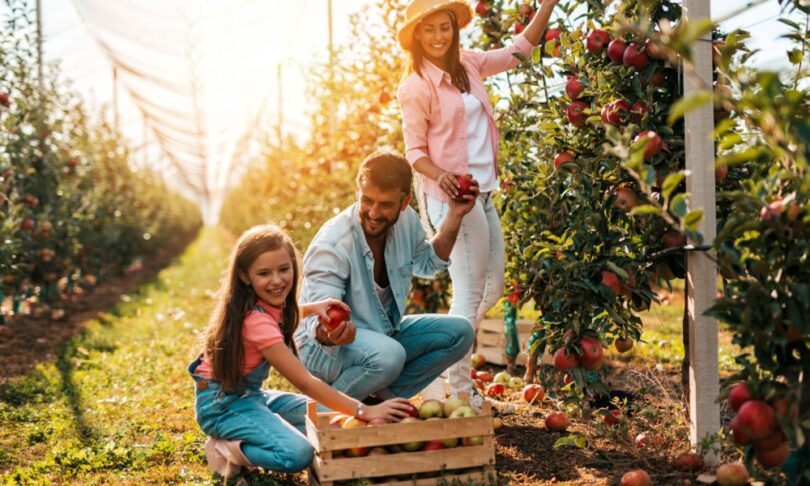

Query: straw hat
[397,0,473,51]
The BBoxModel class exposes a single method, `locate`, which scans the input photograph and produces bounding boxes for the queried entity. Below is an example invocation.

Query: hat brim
[397,2,473,52]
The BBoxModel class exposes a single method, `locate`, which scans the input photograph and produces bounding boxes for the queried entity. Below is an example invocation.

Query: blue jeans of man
[298,313,474,400]
[189,356,324,473]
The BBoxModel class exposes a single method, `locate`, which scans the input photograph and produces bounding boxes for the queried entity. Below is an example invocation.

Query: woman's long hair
[407,9,470,93]
[203,225,300,392]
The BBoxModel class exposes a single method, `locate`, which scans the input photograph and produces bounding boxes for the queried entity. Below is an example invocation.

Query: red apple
[0,92,9,108]
[325,305,350,331]
[522,384,545,404]
[736,400,776,440]
[565,76,585,100]
[630,101,648,123]
[545,29,562,57]
[613,188,639,213]
[518,3,533,17]
[646,36,667,60]
[715,164,729,182]
[476,370,493,382]
[601,271,621,296]
[634,130,662,159]
[727,382,751,412]
[620,469,651,486]
[661,230,685,249]
[20,218,35,232]
[422,440,445,451]
[403,403,420,418]
[603,409,621,426]
[674,452,704,472]
[544,412,570,431]
[515,21,526,35]
[634,432,663,448]
[554,348,578,370]
[614,337,634,353]
[716,463,749,486]
[770,396,798,420]
[756,441,790,469]
[623,43,649,69]
[454,174,475,201]
[754,430,786,451]
[553,151,575,173]
[485,382,505,398]
[730,417,751,445]
[603,99,630,127]
[566,101,588,127]
[475,1,489,16]
[607,39,627,63]
[586,29,611,55]
[577,336,604,371]
[471,353,486,369]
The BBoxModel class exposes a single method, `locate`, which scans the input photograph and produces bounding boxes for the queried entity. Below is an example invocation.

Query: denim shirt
[295,203,450,356]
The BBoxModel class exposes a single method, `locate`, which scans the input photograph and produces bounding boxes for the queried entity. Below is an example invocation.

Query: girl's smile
[240,248,294,307]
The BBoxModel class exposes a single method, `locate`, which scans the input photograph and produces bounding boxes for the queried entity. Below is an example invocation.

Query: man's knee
[369,339,407,380]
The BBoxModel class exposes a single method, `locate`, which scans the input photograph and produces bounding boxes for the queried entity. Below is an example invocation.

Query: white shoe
[468,387,515,415]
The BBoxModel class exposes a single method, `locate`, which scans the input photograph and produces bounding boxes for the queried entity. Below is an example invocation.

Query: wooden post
[682,0,720,465]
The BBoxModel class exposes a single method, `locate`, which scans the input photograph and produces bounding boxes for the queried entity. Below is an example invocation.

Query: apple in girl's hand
[454,175,475,201]
[403,402,420,418]
[325,304,350,331]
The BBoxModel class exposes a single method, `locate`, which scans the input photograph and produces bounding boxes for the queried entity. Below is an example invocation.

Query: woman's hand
[436,171,461,199]
[363,398,414,423]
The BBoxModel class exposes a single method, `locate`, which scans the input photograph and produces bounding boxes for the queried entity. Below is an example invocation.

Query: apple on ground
[634,432,663,448]
[492,417,503,431]
[507,376,524,389]
[449,405,477,418]
[476,370,494,382]
[493,371,511,385]
[602,409,621,426]
[443,397,468,417]
[471,353,486,369]
[419,399,444,419]
[620,469,651,486]
[545,412,570,431]
[324,305,350,331]
[522,384,545,404]
[715,463,749,486]
[674,452,704,472]
[485,382,505,398]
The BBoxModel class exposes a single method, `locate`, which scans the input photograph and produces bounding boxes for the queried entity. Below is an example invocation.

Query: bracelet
[355,402,365,418]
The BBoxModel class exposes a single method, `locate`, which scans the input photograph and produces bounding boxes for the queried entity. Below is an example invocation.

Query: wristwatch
[356,402,365,418]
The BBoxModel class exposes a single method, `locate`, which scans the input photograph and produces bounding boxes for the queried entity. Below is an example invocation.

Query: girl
[396,0,558,404]
[189,225,411,478]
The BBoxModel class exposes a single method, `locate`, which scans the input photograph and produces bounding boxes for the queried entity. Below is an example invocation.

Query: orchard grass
[0,228,299,485]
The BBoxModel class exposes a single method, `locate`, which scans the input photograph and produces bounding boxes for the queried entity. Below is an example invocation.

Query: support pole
[36,0,44,93]
[682,0,720,465]
[112,66,120,132]
[277,63,282,143]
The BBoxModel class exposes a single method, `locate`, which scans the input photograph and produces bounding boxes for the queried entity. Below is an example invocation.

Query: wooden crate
[476,318,553,367]
[305,398,496,485]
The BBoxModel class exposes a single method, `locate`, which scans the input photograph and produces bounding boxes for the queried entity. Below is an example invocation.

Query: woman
[396,0,558,405]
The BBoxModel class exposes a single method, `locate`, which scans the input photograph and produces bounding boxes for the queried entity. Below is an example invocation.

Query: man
[296,150,477,403]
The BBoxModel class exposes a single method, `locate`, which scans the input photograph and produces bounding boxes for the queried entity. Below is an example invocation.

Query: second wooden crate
[476,318,552,366]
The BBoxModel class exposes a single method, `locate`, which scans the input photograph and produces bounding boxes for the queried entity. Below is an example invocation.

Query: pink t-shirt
[195,300,286,380]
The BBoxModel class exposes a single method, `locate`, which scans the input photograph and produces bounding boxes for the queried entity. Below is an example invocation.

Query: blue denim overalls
[188,307,317,473]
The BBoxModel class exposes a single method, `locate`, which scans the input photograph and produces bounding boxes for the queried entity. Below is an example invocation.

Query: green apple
[449,406,477,418]
[507,376,524,389]
[419,399,444,419]
[494,371,512,385]
[443,397,469,417]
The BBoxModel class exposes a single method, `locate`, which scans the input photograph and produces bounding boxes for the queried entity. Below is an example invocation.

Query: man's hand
[446,174,480,219]
[315,319,356,346]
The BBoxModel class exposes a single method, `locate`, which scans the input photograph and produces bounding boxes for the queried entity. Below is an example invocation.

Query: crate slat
[313,444,495,481]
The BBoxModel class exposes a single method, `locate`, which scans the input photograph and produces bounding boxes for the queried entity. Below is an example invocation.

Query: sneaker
[468,387,515,415]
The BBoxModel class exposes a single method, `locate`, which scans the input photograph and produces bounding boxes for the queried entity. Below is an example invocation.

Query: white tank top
[462,92,498,193]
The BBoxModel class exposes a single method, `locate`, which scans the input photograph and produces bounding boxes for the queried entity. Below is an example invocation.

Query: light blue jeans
[189,356,320,473]
[427,193,506,394]
[298,313,474,400]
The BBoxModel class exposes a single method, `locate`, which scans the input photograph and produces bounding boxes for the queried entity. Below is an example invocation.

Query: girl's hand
[364,398,414,423]
[308,298,350,324]
[436,171,461,199]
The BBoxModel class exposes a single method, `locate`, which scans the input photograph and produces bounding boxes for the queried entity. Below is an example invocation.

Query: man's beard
[359,211,398,238]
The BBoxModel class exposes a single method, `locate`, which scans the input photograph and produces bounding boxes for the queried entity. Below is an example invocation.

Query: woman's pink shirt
[397,34,534,201]
[195,300,285,380]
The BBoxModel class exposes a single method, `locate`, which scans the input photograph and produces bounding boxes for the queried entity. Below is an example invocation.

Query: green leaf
[787,48,803,65]
[662,172,685,201]
[668,91,712,124]
[629,204,662,216]
[670,194,688,218]
[777,18,802,30]
[553,433,586,449]
[681,19,715,47]
[684,210,704,231]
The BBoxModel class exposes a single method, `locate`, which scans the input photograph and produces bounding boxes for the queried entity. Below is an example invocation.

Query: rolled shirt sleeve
[298,241,350,356]
[407,208,450,278]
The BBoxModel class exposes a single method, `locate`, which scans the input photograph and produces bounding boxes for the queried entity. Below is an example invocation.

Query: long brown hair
[408,9,470,93]
[203,225,300,392]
